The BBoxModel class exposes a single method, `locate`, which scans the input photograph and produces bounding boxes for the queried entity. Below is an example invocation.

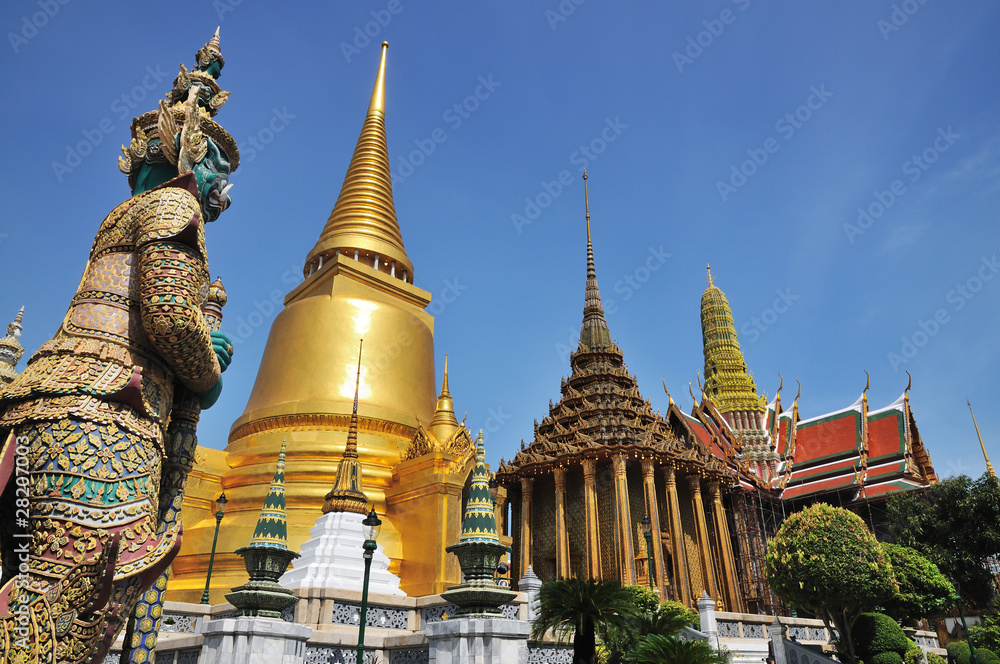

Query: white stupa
[280,341,405,596]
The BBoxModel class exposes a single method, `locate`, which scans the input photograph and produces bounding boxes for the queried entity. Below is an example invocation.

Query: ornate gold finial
[305,41,413,281]
[700,268,766,416]
[430,353,459,443]
[322,340,369,514]
[662,378,674,406]
[863,370,870,402]
[794,379,801,405]
[905,371,912,402]
[369,41,389,114]
[968,400,996,478]
[583,170,591,243]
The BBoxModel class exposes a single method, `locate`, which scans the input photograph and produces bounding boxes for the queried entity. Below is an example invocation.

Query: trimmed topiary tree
[765,504,897,661]
[870,652,904,664]
[853,612,909,660]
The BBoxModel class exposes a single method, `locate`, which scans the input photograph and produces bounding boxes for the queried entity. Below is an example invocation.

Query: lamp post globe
[200,491,229,604]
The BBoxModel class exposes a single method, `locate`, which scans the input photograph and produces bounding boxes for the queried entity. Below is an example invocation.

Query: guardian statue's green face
[131,136,233,223]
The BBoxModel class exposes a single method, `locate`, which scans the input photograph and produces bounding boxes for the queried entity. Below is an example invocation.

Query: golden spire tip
[441,354,451,396]
[368,41,388,114]
[583,171,591,243]
[706,263,713,287]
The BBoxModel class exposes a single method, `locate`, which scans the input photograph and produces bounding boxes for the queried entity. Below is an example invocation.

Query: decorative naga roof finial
[968,399,996,478]
[323,340,370,514]
[662,378,675,407]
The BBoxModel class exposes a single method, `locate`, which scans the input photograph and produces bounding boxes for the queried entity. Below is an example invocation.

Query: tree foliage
[765,503,897,659]
[887,473,1000,609]
[948,640,1000,664]
[853,612,909,658]
[879,543,955,623]
[970,613,1000,653]
[531,578,642,664]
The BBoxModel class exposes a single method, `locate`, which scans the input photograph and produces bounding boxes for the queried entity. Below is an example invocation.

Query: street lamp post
[641,514,655,590]
[357,508,382,664]
[953,578,980,664]
[200,491,228,604]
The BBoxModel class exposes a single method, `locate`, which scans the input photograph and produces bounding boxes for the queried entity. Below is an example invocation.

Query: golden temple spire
[322,340,369,514]
[707,263,714,286]
[429,354,459,443]
[579,172,611,351]
[968,400,996,478]
[700,268,765,415]
[306,41,413,282]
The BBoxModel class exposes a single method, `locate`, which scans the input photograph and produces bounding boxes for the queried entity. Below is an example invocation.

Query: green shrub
[947,641,1000,664]
[871,651,904,664]
[904,645,923,664]
[927,653,947,664]
[854,613,909,657]
[970,614,1000,653]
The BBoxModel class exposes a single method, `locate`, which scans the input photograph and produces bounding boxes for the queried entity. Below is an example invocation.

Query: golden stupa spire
[579,171,611,351]
[700,267,765,415]
[322,340,369,514]
[305,41,413,282]
[707,263,714,287]
[968,400,996,478]
[429,354,459,443]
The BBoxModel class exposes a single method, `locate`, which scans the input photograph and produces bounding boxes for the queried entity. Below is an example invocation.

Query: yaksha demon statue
[0,29,238,664]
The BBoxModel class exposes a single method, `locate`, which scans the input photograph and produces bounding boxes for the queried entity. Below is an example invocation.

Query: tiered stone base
[280,511,404,595]
[425,618,530,664]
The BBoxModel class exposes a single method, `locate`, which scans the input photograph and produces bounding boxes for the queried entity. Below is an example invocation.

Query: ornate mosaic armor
[0,174,219,664]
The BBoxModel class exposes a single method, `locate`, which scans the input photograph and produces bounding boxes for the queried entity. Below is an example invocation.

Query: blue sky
[2,1,999,480]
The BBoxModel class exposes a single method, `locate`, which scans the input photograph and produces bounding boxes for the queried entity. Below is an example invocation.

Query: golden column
[688,475,719,601]
[708,481,743,612]
[519,476,534,577]
[662,467,689,604]
[581,458,601,579]
[612,454,636,585]
[640,459,666,591]
[554,467,571,577]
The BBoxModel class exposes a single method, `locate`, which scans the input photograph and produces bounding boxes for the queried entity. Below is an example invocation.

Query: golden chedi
[168,42,453,601]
